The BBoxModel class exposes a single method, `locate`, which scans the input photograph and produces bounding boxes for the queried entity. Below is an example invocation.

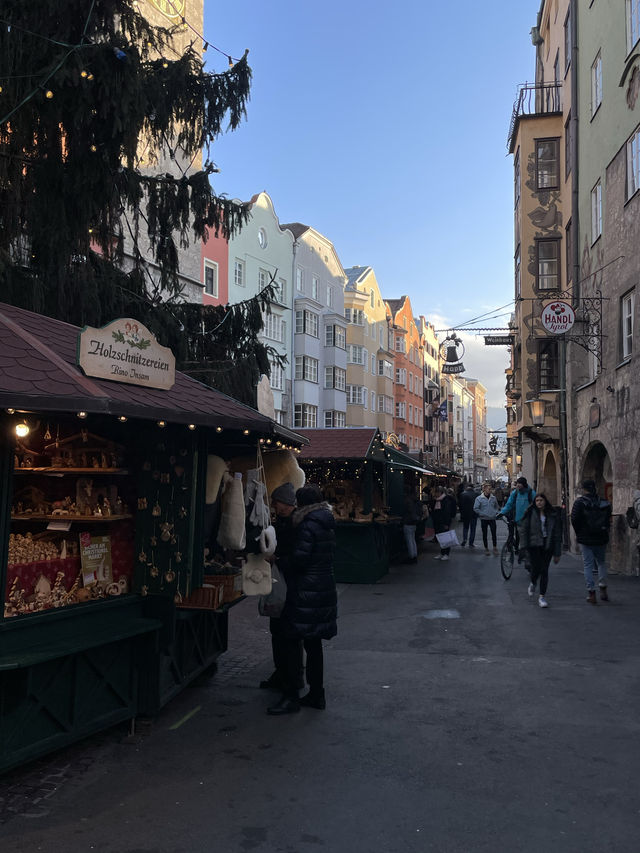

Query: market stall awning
[380,445,435,475]
[296,428,379,460]
[0,302,306,442]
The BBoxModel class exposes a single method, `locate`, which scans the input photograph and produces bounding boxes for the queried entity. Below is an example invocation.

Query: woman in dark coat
[518,493,561,608]
[430,486,457,561]
[267,483,337,716]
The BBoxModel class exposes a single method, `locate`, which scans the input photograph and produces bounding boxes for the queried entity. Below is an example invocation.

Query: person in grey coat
[473,483,500,556]
[519,493,561,608]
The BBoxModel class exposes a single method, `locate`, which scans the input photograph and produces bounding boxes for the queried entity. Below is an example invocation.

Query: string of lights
[158,0,242,64]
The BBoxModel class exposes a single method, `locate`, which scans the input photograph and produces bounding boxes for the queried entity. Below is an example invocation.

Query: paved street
[2,525,640,853]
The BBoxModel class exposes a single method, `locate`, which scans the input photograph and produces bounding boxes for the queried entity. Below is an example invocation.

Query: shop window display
[4,420,136,618]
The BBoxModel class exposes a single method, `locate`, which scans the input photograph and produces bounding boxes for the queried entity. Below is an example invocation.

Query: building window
[311,275,319,300]
[536,239,561,291]
[327,286,333,308]
[234,259,245,287]
[539,340,559,390]
[395,367,406,385]
[591,181,602,242]
[591,52,602,116]
[627,0,640,53]
[565,220,573,283]
[395,401,406,420]
[345,308,364,325]
[621,290,635,360]
[269,362,283,391]
[515,245,521,298]
[514,149,521,208]
[296,267,304,292]
[408,404,413,424]
[324,411,346,428]
[564,7,571,72]
[565,113,572,178]
[295,310,319,337]
[395,335,406,353]
[347,345,365,365]
[378,359,393,379]
[295,356,318,383]
[627,126,640,200]
[204,259,218,297]
[325,324,346,349]
[258,227,268,249]
[346,385,366,405]
[324,366,346,391]
[294,404,317,428]
[536,139,560,190]
[262,312,284,342]
[274,277,286,304]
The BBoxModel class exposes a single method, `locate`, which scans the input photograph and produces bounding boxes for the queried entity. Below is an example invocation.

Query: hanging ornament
[160,522,173,542]
[152,499,162,518]
[178,506,187,519]
[175,551,182,563]
[44,423,52,441]
[138,497,148,510]
[165,568,175,583]
[141,585,149,597]
[149,562,159,578]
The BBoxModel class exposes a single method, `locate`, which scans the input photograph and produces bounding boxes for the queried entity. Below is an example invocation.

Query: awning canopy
[297,428,433,474]
[0,302,306,443]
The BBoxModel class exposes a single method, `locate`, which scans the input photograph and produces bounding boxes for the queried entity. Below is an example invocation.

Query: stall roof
[296,428,378,460]
[0,302,306,442]
[297,428,434,474]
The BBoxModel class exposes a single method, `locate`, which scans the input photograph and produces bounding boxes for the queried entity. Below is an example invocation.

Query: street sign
[484,335,514,346]
[541,301,576,334]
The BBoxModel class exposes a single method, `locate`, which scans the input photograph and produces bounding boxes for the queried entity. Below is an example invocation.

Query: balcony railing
[507,82,562,151]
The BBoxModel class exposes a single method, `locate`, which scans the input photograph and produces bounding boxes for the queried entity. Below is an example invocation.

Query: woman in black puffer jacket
[267,484,337,716]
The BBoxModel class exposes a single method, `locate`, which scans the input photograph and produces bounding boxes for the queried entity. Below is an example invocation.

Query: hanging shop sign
[484,335,514,346]
[440,333,465,375]
[541,301,576,335]
[78,319,176,390]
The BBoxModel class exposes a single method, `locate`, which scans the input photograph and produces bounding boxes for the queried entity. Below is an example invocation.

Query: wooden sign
[78,319,175,390]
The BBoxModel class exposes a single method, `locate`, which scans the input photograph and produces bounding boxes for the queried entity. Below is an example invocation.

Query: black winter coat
[280,502,337,640]
[458,489,478,522]
[518,504,562,557]
[571,494,612,545]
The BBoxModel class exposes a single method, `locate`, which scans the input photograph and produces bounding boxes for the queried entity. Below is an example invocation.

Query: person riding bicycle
[497,476,536,554]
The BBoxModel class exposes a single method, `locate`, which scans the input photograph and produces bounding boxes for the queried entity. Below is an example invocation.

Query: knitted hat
[581,479,596,493]
[516,476,528,486]
[271,481,296,506]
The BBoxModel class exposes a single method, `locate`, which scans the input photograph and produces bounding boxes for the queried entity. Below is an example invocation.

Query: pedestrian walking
[570,479,612,604]
[473,483,500,555]
[267,484,337,715]
[401,484,423,564]
[430,486,457,561]
[260,482,300,693]
[518,493,561,608]
[458,482,478,548]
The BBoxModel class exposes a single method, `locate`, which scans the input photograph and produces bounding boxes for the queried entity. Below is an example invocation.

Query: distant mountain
[486,406,506,433]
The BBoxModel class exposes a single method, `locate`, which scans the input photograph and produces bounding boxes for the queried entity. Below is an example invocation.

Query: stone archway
[540,449,559,505]
[581,441,613,502]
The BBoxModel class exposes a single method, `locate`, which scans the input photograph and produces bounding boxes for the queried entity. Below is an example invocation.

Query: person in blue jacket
[499,476,536,554]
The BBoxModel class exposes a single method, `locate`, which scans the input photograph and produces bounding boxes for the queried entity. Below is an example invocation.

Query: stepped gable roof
[296,428,378,460]
[0,302,302,441]
[385,297,405,317]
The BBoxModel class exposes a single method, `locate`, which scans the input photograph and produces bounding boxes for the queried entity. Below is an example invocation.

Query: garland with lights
[0,1,275,406]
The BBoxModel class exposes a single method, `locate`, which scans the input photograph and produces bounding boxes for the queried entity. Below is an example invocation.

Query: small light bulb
[80,70,88,78]
[87,73,94,81]
[162,61,169,69]
[90,144,97,152]
[216,426,222,433]
[157,420,166,428]
[77,411,87,419]
[118,416,127,423]
[15,422,30,438]
[187,424,196,430]
[243,429,250,436]
[45,90,54,99]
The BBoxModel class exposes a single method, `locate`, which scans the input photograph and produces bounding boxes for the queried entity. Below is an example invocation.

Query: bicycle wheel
[500,542,515,580]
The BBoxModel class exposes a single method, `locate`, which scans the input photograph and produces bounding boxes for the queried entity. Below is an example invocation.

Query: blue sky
[202,2,539,409]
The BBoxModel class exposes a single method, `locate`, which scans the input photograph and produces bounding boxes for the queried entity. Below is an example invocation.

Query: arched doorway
[581,441,613,503]
[540,449,559,505]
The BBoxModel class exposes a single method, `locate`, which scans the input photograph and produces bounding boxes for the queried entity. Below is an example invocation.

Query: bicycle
[498,516,518,580]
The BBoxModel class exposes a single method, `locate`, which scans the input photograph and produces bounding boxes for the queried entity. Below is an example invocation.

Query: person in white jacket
[473,483,500,556]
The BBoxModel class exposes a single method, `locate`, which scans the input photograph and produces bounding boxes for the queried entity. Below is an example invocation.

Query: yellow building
[343,267,395,436]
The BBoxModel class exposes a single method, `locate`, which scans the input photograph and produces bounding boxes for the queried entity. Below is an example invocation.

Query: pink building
[200,231,228,306]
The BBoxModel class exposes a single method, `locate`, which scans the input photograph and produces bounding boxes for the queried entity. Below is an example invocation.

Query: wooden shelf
[11,514,133,523]
[14,468,128,475]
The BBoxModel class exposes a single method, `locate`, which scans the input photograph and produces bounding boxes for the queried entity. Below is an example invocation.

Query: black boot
[267,696,300,715]
[299,689,326,710]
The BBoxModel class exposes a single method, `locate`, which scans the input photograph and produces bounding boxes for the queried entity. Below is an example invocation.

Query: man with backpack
[498,476,536,554]
[571,479,612,604]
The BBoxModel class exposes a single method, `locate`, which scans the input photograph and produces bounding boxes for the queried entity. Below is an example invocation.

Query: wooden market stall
[0,303,305,773]
[297,428,434,583]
